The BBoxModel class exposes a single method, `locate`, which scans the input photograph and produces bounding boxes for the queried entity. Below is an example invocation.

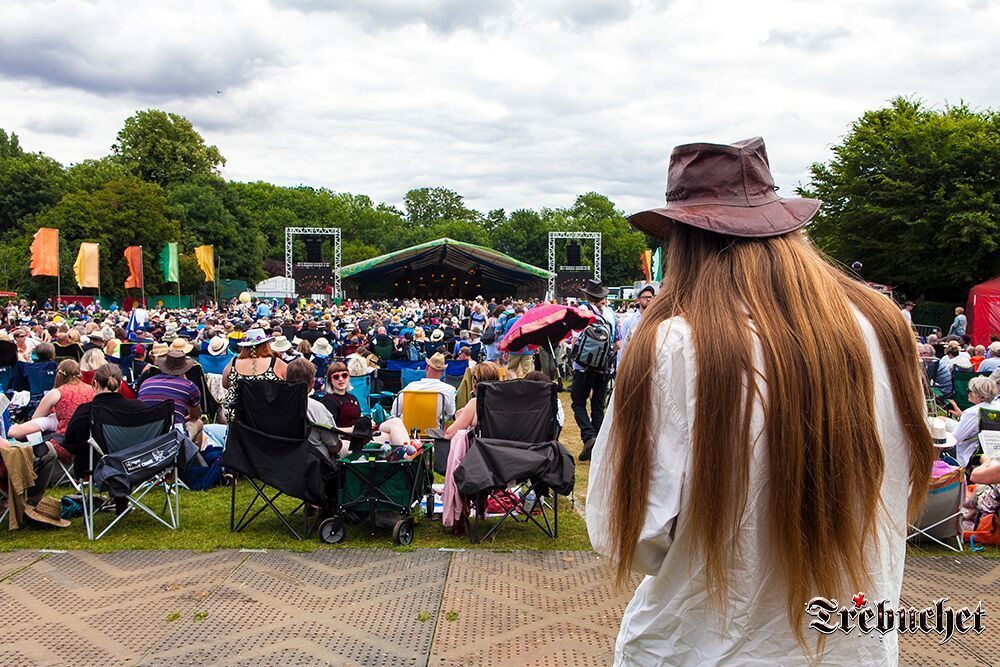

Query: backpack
[572,308,613,371]
[481,324,497,345]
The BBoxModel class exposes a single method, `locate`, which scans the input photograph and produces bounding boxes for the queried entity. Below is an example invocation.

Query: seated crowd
[0,294,567,529]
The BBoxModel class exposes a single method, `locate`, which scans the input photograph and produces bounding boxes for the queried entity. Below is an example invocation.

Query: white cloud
[1,0,998,216]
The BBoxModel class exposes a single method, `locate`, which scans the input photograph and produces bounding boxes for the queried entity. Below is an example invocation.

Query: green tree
[403,187,478,227]
[169,181,267,286]
[66,157,128,193]
[490,209,551,268]
[0,151,66,232]
[0,129,24,159]
[112,109,225,187]
[800,97,1000,299]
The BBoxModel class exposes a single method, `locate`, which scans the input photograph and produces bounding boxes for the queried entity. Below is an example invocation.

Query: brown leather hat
[629,137,821,239]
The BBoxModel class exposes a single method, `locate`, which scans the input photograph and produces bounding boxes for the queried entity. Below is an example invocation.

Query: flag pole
[139,245,146,308]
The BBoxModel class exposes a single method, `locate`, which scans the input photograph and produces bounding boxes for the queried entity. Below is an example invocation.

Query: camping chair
[221,380,337,540]
[53,343,83,362]
[454,379,574,544]
[375,367,402,394]
[953,368,991,411]
[347,374,393,418]
[0,365,13,394]
[907,463,965,552]
[401,368,426,387]
[82,399,179,540]
[401,390,441,438]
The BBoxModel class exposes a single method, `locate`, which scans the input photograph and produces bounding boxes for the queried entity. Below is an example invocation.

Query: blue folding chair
[348,373,394,419]
[0,366,13,393]
[401,368,426,387]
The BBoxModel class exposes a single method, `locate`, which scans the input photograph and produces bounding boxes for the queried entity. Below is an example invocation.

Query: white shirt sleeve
[587,317,692,576]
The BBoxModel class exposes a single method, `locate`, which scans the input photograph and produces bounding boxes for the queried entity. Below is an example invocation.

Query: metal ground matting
[0,549,996,666]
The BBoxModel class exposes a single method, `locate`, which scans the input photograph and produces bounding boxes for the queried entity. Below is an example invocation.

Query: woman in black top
[318,362,361,428]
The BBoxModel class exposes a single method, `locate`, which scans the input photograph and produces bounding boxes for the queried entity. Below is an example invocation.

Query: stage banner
[195,245,215,282]
[160,242,179,283]
[124,246,143,289]
[73,242,100,288]
[30,227,59,277]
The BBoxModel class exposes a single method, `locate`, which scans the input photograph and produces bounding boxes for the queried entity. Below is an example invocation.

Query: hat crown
[666,137,778,208]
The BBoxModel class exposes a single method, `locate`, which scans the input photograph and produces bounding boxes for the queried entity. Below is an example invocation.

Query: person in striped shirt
[136,350,203,445]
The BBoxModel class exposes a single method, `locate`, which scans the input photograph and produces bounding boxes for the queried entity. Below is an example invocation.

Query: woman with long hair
[8,358,95,439]
[221,328,287,423]
[587,138,933,665]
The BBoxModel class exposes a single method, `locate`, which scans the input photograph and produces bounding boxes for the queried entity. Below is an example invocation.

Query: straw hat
[24,496,71,528]
[149,342,169,358]
[426,352,447,371]
[169,338,193,354]
[271,336,292,353]
[207,336,229,356]
[430,329,444,343]
[312,337,334,357]
[928,417,957,449]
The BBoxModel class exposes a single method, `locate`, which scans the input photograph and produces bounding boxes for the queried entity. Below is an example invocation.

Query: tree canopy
[799,97,1000,300]
[0,109,649,300]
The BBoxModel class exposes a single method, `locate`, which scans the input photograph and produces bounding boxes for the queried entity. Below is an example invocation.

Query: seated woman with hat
[951,376,999,467]
[221,328,287,424]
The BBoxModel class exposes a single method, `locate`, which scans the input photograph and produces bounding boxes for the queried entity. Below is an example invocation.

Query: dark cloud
[271,0,669,32]
[762,27,851,52]
[23,113,87,138]
[0,26,279,98]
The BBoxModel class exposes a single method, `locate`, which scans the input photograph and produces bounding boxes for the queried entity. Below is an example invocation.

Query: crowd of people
[0,286,651,523]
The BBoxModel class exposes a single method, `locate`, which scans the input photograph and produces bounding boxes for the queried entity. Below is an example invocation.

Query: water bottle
[379,443,392,460]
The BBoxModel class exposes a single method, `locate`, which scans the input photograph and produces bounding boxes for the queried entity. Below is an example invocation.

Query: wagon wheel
[319,517,346,544]
[392,518,414,546]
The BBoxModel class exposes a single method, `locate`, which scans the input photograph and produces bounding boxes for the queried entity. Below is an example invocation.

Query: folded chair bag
[93,430,193,500]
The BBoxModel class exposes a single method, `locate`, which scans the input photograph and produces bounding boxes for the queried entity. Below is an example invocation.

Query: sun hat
[928,417,957,449]
[207,336,229,356]
[426,352,447,371]
[149,342,169,358]
[637,282,657,297]
[238,328,272,347]
[24,496,71,528]
[430,329,444,343]
[582,278,609,300]
[989,341,1000,355]
[158,349,195,376]
[169,338,193,354]
[271,336,292,353]
[629,137,821,239]
[312,337,334,356]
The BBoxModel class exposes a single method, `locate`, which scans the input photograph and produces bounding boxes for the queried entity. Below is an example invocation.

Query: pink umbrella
[499,304,596,352]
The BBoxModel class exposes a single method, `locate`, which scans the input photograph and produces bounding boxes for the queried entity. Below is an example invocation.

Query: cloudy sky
[2,0,999,215]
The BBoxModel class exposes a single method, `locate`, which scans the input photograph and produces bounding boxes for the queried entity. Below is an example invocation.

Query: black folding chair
[82,400,178,540]
[221,380,337,540]
[454,379,574,543]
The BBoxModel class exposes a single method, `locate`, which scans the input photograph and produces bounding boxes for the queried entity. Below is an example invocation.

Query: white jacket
[587,315,911,665]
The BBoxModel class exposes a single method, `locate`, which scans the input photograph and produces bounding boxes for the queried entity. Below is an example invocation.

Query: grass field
[3,393,996,560]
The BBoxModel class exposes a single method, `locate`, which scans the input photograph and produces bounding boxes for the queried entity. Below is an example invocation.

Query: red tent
[967,276,1000,346]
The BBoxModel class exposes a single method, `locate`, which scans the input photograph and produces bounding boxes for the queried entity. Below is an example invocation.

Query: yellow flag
[195,245,215,282]
[73,242,100,288]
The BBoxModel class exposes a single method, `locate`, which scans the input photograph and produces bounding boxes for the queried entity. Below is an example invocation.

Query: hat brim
[24,506,71,528]
[157,357,195,376]
[932,434,958,449]
[582,287,609,300]
[628,197,821,239]
[238,336,273,347]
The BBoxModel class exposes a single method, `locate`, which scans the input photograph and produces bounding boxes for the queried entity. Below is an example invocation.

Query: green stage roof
[339,238,552,283]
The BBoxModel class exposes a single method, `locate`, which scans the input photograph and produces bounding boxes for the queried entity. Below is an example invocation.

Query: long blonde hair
[607,225,933,648]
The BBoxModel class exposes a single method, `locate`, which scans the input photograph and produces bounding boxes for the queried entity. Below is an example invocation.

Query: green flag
[652,247,663,282]
[160,242,179,283]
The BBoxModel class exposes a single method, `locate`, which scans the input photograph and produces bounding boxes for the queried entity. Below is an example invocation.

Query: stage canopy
[339,238,552,299]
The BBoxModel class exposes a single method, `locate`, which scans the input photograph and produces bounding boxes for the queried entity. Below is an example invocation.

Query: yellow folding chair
[401,390,440,437]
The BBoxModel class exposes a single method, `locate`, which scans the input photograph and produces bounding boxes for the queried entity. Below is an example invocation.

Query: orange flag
[30,227,59,277]
[640,249,652,283]
[124,246,143,289]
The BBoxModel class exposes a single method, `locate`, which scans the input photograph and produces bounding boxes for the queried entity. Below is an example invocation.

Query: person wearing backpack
[574,278,619,461]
